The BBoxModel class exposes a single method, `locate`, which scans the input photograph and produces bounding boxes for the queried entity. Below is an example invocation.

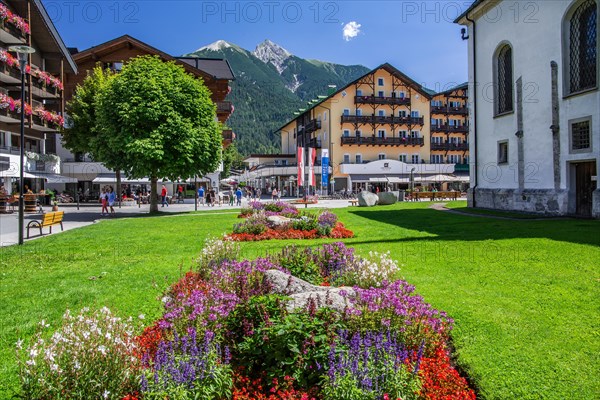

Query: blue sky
[44,0,470,88]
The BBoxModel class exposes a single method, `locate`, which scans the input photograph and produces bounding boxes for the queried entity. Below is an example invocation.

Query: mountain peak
[195,39,246,53]
[252,39,292,74]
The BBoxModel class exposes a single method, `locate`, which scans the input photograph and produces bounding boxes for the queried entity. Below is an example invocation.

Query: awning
[368,177,409,183]
[417,174,469,183]
[0,169,37,178]
[29,172,78,183]
[91,174,174,185]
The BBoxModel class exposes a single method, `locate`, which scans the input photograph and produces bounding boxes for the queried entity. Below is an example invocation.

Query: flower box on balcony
[0,62,21,80]
[0,4,30,39]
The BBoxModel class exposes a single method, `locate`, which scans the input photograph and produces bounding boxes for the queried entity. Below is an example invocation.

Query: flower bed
[16,240,475,399]
[230,202,353,241]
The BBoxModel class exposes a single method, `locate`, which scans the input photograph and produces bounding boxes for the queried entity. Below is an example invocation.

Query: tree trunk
[150,175,158,213]
[116,169,122,208]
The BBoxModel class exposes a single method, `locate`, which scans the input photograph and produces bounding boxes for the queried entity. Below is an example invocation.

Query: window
[432,118,442,126]
[378,110,385,117]
[411,131,420,138]
[432,136,442,144]
[399,91,406,98]
[431,154,443,163]
[398,110,407,117]
[378,91,385,97]
[399,154,408,162]
[495,45,514,114]
[399,130,407,138]
[567,0,597,93]
[355,130,362,137]
[281,159,288,166]
[343,109,350,116]
[571,118,592,151]
[378,78,384,86]
[343,129,350,137]
[343,154,350,164]
[355,154,362,164]
[356,89,363,96]
[356,109,363,116]
[324,111,327,121]
[411,154,420,164]
[498,141,509,164]
[378,153,386,160]
[411,110,420,117]
[377,130,386,138]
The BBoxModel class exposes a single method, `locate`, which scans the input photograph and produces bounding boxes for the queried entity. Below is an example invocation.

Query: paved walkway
[0,197,356,246]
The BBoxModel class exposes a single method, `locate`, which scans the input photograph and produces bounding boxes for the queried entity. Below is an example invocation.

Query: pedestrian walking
[235,187,243,206]
[108,186,116,216]
[161,185,169,207]
[228,188,234,206]
[100,187,108,216]
[197,186,205,206]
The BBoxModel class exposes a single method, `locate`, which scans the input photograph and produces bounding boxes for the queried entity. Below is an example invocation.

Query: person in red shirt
[161,185,168,207]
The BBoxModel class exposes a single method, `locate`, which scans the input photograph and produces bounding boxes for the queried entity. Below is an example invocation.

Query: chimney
[327,84,337,96]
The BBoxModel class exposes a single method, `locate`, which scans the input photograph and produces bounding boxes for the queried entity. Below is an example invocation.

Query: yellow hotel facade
[247,64,469,194]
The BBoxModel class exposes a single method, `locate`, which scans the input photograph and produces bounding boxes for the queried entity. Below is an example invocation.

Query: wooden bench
[26,211,64,238]
[348,199,359,206]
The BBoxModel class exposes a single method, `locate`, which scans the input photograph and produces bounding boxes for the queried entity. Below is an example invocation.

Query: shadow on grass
[348,207,600,247]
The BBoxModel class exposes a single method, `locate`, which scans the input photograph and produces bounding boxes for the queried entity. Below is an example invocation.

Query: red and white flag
[297,146,304,186]
[308,147,317,186]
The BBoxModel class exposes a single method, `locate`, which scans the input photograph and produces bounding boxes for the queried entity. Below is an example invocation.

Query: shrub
[141,329,232,400]
[316,211,338,236]
[17,307,140,399]
[338,250,399,288]
[197,236,239,272]
[270,246,322,285]
[322,330,422,400]
[233,213,268,235]
[292,215,318,232]
[314,242,355,285]
[342,281,454,354]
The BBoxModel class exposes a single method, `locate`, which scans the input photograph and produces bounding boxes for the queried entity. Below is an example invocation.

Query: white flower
[138,314,145,320]
[25,359,36,366]
[29,348,38,358]
[98,345,107,355]
[105,332,112,340]
[103,390,110,399]
[16,339,23,350]
[74,360,80,370]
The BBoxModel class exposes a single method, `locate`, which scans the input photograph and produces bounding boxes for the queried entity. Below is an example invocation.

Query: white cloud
[342,21,361,42]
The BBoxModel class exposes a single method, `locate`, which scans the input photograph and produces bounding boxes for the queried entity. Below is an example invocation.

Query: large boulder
[378,191,397,205]
[358,191,379,207]
[263,269,355,312]
[267,215,292,227]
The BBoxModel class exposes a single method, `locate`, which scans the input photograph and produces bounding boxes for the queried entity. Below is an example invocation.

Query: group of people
[99,186,116,216]
[196,186,245,207]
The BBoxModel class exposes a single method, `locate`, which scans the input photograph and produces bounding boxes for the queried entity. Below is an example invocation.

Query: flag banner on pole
[297,146,304,186]
[308,147,316,186]
[321,149,329,186]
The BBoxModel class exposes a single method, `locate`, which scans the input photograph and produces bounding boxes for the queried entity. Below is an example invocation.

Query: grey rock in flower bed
[267,215,292,226]
[377,192,397,205]
[358,191,379,207]
[264,269,355,313]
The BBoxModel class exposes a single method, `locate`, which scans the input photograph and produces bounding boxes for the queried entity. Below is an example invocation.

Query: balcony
[304,119,321,134]
[32,79,60,99]
[222,129,235,146]
[216,101,233,114]
[430,142,469,151]
[0,16,28,44]
[341,136,424,147]
[306,138,321,148]
[431,105,468,115]
[431,124,469,134]
[0,62,21,83]
[341,115,424,126]
[31,112,63,132]
[355,95,410,106]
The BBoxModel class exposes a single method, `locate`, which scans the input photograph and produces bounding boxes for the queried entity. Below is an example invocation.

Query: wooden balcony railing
[355,95,410,106]
[341,115,424,126]
[430,142,469,151]
[431,124,469,133]
[341,136,424,147]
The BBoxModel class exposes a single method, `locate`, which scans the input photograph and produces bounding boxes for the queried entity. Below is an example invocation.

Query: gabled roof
[454,0,491,24]
[434,82,468,96]
[177,57,235,81]
[275,63,434,133]
[71,35,221,81]
[9,0,78,73]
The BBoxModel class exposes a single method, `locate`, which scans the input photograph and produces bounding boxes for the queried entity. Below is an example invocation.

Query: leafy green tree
[96,56,222,212]
[221,143,244,179]
[63,66,114,159]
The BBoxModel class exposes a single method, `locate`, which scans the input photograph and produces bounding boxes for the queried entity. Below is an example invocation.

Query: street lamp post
[9,45,35,246]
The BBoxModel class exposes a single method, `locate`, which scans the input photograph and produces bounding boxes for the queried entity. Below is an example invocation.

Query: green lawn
[0,202,598,399]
